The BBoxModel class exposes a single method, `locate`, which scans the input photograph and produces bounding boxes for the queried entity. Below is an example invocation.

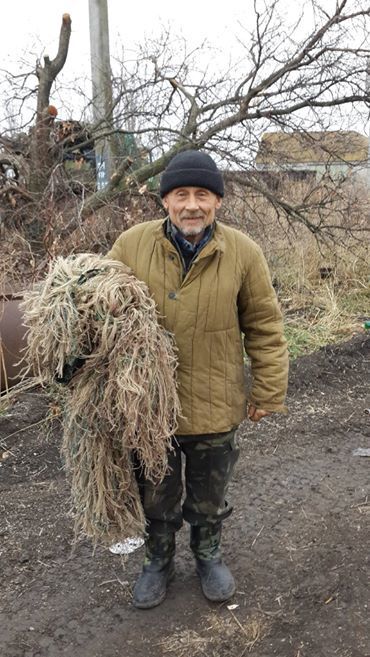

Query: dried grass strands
[21,253,180,544]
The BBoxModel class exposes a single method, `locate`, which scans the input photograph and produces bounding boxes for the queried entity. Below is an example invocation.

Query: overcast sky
[1,0,253,71]
[1,0,335,73]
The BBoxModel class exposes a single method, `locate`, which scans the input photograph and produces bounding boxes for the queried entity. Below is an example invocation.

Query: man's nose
[185,195,199,210]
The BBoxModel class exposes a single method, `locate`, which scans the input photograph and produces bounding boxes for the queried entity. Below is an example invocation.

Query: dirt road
[1,334,369,657]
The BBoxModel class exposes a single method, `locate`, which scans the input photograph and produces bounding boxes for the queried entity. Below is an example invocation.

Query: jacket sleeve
[106,234,126,264]
[105,234,136,279]
[238,244,288,413]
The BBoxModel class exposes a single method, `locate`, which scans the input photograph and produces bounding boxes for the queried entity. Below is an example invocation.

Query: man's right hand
[247,405,271,422]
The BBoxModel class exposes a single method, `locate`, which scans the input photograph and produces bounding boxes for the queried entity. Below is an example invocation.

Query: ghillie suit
[21,254,180,544]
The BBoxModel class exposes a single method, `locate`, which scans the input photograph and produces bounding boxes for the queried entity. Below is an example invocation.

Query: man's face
[162,186,222,244]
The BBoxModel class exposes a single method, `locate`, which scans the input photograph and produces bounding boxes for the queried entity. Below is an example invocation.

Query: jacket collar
[154,218,226,256]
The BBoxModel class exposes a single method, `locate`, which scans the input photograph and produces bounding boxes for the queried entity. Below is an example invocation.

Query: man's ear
[162,195,168,210]
[216,196,223,209]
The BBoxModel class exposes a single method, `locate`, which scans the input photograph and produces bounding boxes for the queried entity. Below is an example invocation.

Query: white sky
[1,0,253,73]
[1,0,339,73]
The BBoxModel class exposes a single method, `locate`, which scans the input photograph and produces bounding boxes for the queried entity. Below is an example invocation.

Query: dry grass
[157,610,268,657]
[272,243,369,358]
[221,176,370,358]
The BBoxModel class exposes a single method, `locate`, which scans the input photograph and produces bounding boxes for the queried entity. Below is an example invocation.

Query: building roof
[255,130,369,166]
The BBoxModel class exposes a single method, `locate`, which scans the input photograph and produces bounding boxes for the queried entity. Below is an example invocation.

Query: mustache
[180,211,205,219]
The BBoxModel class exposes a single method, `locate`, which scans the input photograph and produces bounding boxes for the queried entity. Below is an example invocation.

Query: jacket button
[169,254,175,261]
[168,291,177,300]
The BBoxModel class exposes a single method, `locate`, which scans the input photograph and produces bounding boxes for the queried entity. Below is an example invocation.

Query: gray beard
[180,224,205,237]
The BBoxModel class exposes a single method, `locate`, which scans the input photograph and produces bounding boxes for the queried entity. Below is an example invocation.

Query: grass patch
[284,319,359,359]
[275,244,369,358]
[282,279,369,358]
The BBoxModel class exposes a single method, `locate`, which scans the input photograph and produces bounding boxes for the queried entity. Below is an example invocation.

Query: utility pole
[88,0,115,189]
[367,57,370,187]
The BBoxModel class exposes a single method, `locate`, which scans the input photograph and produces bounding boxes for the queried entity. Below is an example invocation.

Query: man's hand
[247,404,271,422]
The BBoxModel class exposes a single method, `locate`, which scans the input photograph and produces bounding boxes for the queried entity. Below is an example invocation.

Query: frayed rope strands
[21,253,180,544]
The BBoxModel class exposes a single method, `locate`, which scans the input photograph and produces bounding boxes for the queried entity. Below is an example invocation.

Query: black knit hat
[159,151,224,198]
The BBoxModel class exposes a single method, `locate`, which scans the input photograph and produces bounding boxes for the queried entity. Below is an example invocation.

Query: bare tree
[0,0,369,245]
[79,0,369,230]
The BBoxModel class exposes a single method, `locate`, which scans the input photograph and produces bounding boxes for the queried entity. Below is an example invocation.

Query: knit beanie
[159,151,224,198]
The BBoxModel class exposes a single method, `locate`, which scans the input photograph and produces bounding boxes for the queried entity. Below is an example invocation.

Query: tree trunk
[29,14,72,195]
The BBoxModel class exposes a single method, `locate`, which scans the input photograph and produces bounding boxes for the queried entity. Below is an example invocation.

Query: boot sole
[196,566,236,602]
[198,581,236,602]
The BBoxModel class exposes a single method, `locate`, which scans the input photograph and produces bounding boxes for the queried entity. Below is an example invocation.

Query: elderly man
[107,150,288,609]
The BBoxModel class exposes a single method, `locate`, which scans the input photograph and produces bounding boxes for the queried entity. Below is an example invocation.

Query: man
[107,151,288,609]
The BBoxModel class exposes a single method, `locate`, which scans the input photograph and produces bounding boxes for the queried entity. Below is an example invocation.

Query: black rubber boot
[133,530,176,609]
[191,524,235,602]
[132,559,175,609]
[196,558,235,602]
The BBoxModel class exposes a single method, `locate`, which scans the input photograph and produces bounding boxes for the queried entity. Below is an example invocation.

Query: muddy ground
[1,333,369,657]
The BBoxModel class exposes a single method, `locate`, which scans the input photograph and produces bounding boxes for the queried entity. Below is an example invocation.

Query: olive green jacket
[107,219,288,434]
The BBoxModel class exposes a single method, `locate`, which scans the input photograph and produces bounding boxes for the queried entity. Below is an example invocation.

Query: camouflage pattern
[136,429,239,566]
[190,523,222,561]
[144,530,176,568]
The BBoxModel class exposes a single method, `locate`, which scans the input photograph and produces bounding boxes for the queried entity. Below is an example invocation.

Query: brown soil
[1,333,369,657]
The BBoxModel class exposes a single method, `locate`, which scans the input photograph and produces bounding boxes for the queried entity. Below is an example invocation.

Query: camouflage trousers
[135,429,240,564]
